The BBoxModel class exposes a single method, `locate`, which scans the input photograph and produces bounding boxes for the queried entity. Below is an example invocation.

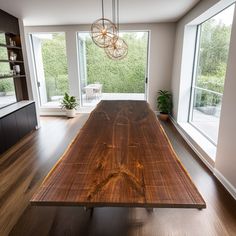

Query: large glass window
[31,33,69,107]
[78,32,149,107]
[189,5,235,144]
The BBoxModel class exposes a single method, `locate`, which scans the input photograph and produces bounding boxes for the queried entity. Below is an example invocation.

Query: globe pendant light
[105,35,128,60]
[90,0,118,48]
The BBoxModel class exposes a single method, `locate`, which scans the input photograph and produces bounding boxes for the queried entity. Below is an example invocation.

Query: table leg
[84,207,94,217]
[146,208,154,214]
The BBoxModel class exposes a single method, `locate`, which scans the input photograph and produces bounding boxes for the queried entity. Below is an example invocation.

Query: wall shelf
[0,59,24,63]
[0,74,26,79]
[0,43,21,49]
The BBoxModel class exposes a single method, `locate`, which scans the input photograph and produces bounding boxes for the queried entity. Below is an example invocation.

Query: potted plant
[61,92,78,118]
[157,90,172,121]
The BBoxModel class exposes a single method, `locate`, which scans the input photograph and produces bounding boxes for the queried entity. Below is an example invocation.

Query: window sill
[174,121,216,169]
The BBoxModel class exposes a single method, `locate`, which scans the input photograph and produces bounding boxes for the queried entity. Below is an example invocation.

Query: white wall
[215,10,236,196]
[171,0,236,199]
[23,23,176,111]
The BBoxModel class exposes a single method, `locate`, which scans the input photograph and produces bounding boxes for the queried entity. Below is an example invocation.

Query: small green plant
[157,90,172,114]
[61,92,78,110]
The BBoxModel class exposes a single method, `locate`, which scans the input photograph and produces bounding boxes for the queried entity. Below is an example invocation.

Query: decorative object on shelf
[157,90,172,121]
[9,51,17,61]
[13,65,20,75]
[90,0,128,60]
[60,92,78,118]
[9,38,16,47]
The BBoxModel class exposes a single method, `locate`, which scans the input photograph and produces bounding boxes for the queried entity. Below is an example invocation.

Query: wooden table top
[31,101,206,209]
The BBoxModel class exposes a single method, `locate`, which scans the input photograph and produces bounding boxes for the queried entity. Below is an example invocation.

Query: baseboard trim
[214,169,236,200]
[169,117,214,172]
[169,116,236,200]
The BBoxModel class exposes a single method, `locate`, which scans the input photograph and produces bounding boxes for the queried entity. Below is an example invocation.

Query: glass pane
[31,32,69,107]
[0,47,8,60]
[78,32,148,107]
[0,62,11,77]
[190,4,235,144]
[0,33,6,44]
[0,78,17,108]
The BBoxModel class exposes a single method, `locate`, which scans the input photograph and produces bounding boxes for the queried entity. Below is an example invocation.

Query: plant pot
[66,109,76,118]
[158,113,169,121]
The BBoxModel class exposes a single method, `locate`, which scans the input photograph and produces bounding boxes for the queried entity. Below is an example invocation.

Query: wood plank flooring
[0,114,235,235]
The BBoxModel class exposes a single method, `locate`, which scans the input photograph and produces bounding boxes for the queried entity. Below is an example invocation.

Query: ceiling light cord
[117,0,119,33]
[102,0,105,26]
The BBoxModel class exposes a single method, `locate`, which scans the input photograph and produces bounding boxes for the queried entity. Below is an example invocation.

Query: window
[78,32,149,107]
[31,33,69,107]
[0,78,17,109]
[189,5,235,144]
[0,33,17,108]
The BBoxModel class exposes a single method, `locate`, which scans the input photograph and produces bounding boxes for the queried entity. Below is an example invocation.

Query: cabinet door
[0,120,5,154]
[26,103,37,130]
[1,113,19,150]
[15,107,30,139]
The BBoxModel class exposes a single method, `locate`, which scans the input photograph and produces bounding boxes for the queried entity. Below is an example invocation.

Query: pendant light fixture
[105,35,128,60]
[104,0,128,60]
[91,0,117,48]
[90,0,128,60]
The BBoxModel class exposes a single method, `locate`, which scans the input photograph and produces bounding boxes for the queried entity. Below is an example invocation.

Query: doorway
[30,32,69,108]
[78,31,149,107]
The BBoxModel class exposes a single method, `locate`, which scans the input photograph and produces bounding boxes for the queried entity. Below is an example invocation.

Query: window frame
[188,5,235,146]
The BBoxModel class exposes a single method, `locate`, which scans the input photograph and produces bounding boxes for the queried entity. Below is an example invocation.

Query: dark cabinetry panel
[0,102,37,155]
[1,112,19,150]
[16,107,30,139]
[26,103,37,131]
[0,120,5,153]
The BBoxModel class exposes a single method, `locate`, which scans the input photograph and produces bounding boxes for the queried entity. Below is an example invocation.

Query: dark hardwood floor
[0,115,235,236]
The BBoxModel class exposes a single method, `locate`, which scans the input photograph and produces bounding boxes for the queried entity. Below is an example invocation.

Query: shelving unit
[0,31,28,101]
[0,43,21,50]
[0,9,36,155]
[0,59,24,63]
[0,74,26,79]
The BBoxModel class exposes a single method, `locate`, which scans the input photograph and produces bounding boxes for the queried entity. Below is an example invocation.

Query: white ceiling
[0,0,201,26]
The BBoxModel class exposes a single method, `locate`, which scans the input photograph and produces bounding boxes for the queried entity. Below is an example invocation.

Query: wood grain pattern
[31,101,206,208]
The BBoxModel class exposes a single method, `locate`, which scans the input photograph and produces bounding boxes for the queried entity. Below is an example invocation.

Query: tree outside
[194,10,234,108]
[41,33,69,102]
[82,32,148,93]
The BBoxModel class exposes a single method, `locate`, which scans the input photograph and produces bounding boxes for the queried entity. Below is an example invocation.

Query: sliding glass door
[30,32,69,108]
[78,31,149,107]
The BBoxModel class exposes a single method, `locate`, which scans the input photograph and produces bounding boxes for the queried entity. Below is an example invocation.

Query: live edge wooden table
[31,100,206,212]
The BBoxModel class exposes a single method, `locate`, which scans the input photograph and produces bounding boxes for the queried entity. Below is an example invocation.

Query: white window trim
[177,0,236,163]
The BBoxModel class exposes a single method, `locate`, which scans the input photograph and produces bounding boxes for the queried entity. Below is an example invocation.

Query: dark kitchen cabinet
[1,112,19,150]
[0,120,5,153]
[0,102,37,155]
[16,107,30,139]
[26,103,37,131]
